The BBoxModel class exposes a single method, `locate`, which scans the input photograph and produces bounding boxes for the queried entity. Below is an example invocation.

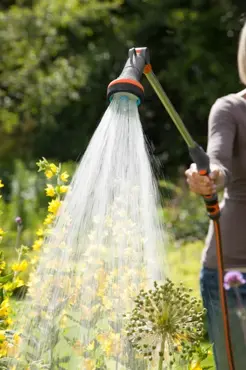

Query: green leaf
[0,273,14,284]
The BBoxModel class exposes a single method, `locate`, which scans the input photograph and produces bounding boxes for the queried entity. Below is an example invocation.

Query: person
[185,22,246,370]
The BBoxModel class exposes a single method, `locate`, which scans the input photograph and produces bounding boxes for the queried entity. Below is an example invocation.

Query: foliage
[0,0,122,164]
[0,182,24,360]
[160,177,209,243]
[1,0,246,177]
[0,160,76,263]
[0,158,70,362]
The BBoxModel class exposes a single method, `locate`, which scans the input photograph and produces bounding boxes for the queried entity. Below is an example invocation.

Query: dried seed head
[125,280,205,367]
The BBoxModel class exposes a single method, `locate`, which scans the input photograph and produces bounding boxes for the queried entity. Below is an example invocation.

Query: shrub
[0,158,71,360]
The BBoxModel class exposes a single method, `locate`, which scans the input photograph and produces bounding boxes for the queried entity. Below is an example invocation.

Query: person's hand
[185,163,223,195]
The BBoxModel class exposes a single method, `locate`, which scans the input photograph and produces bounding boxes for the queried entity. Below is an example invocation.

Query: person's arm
[207,97,236,188]
[185,97,236,195]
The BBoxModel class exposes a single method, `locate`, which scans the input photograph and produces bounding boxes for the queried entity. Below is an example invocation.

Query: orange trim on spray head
[107,78,144,104]
[107,78,144,92]
[144,64,152,74]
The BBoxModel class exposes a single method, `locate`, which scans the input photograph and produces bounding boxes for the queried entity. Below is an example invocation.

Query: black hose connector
[107,47,150,104]
[189,143,220,220]
[189,143,210,175]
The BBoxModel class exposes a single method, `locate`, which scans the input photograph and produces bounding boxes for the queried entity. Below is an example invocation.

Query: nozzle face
[107,47,149,103]
[107,78,144,104]
[110,92,141,106]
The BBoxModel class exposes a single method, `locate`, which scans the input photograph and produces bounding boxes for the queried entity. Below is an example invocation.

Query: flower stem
[234,287,246,345]
[14,224,23,278]
[158,335,165,370]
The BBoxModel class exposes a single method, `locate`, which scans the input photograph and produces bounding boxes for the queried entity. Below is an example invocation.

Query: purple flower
[15,216,22,225]
[224,271,246,290]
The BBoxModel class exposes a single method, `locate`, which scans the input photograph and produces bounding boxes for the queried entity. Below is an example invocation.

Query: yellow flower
[50,163,58,174]
[84,358,96,370]
[0,340,8,357]
[0,180,4,188]
[45,184,56,197]
[0,228,5,237]
[45,169,53,179]
[87,341,95,351]
[101,296,113,310]
[36,228,44,237]
[3,282,13,292]
[11,259,28,272]
[0,331,6,341]
[4,317,13,326]
[59,185,69,193]
[13,333,20,345]
[0,299,10,318]
[30,256,39,265]
[43,213,55,225]
[60,171,69,182]
[60,316,67,329]
[97,333,116,356]
[4,277,24,291]
[190,360,202,370]
[48,199,61,214]
[32,238,43,251]
[0,260,6,272]
[0,306,8,318]
[103,339,113,356]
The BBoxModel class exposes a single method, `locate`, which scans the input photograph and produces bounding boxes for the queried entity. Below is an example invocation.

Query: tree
[0,0,122,163]
[120,0,245,175]
[1,0,246,177]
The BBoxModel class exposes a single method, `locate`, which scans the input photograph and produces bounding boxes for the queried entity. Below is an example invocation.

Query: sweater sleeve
[206,97,236,187]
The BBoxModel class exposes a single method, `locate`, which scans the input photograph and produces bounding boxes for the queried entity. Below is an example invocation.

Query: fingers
[185,164,218,195]
[186,173,216,195]
[185,163,197,175]
[209,170,219,181]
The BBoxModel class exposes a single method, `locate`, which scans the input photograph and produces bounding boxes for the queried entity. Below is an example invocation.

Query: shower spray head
[107,47,150,105]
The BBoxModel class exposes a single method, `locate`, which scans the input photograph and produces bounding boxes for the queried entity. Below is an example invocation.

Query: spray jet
[107,47,235,370]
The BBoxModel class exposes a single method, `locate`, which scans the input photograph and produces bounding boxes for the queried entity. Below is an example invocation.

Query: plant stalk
[234,287,246,345]
[158,335,165,370]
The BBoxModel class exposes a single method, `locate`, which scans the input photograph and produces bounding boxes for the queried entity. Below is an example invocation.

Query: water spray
[10,49,168,369]
[107,47,235,370]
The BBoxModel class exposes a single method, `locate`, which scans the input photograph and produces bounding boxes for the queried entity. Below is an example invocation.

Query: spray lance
[107,47,235,370]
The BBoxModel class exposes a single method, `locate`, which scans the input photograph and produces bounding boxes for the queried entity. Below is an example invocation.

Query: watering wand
[107,47,235,370]
[107,48,148,104]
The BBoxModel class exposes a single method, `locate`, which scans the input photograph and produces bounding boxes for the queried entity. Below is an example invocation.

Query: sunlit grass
[167,240,204,296]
